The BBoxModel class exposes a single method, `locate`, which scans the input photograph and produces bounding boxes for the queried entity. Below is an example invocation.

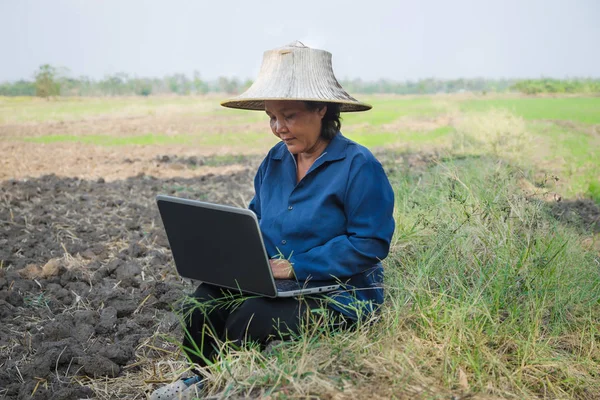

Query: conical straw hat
[221,41,371,112]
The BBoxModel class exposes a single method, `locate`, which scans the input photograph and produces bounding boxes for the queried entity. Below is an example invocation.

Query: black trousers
[181,283,348,367]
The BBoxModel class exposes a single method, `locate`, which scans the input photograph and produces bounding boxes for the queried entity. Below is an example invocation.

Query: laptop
[156,195,340,297]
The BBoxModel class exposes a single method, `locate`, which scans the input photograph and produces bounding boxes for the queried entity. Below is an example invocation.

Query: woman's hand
[269,259,295,279]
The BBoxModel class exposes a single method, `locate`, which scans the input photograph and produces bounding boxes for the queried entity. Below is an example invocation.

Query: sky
[1,0,599,83]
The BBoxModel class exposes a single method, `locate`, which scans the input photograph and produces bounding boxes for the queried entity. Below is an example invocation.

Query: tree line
[0,65,253,97]
[1,64,599,97]
[511,79,600,95]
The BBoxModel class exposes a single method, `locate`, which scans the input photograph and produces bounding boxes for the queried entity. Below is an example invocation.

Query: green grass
[460,97,600,124]
[175,97,600,398]
[179,155,600,399]
[382,157,599,396]
[528,121,600,197]
[588,181,600,204]
[4,95,599,125]
[8,94,598,203]
[343,96,446,126]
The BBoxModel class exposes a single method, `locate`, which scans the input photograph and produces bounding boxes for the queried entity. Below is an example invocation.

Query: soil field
[1,95,599,399]
[0,155,262,399]
[0,98,274,398]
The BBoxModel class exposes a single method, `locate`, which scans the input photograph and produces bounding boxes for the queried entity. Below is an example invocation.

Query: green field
[2,93,598,209]
[7,94,597,201]
[2,94,598,201]
[460,97,600,124]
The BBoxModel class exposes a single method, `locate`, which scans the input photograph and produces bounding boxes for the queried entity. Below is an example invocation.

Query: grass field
[1,94,599,398]
[2,94,598,200]
[460,97,600,124]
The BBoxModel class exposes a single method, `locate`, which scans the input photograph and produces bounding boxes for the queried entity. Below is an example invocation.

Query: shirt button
[281,240,287,245]
[288,205,293,210]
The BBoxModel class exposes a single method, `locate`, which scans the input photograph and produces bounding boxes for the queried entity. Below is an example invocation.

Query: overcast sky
[1,0,599,82]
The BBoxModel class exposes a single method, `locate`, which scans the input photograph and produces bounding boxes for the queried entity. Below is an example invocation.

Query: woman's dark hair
[303,101,341,140]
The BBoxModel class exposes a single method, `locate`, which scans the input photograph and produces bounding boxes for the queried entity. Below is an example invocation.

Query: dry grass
[452,109,532,160]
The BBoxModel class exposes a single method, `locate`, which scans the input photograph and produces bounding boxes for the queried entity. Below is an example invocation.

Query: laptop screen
[157,195,278,297]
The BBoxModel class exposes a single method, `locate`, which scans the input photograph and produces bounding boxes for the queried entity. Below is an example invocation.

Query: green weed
[528,121,600,198]
[587,181,600,204]
[164,156,600,398]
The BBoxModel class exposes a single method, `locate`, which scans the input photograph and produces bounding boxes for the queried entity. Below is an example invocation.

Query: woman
[151,41,395,400]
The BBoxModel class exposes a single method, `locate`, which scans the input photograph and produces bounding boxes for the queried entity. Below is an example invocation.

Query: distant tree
[193,71,209,94]
[229,77,241,94]
[76,76,95,96]
[0,80,36,96]
[507,79,597,95]
[60,76,85,96]
[165,73,191,95]
[167,75,180,94]
[133,78,153,96]
[216,76,231,93]
[242,78,253,91]
[99,73,128,95]
[3,66,597,97]
[34,64,61,98]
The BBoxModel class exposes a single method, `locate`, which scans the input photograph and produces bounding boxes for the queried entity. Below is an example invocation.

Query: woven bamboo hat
[220,41,371,112]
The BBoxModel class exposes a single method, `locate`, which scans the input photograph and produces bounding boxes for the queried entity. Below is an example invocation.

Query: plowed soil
[0,151,263,399]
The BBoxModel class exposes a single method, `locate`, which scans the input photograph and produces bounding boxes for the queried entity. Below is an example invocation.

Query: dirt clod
[81,355,121,378]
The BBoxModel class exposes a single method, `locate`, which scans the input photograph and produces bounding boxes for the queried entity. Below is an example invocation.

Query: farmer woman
[151,41,395,399]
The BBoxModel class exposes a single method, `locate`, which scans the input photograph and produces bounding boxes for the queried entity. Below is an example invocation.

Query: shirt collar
[271,132,348,162]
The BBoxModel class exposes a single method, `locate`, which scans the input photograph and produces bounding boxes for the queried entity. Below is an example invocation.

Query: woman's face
[264,100,327,155]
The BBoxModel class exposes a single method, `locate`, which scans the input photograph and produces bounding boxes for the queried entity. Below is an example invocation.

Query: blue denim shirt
[249,133,395,319]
